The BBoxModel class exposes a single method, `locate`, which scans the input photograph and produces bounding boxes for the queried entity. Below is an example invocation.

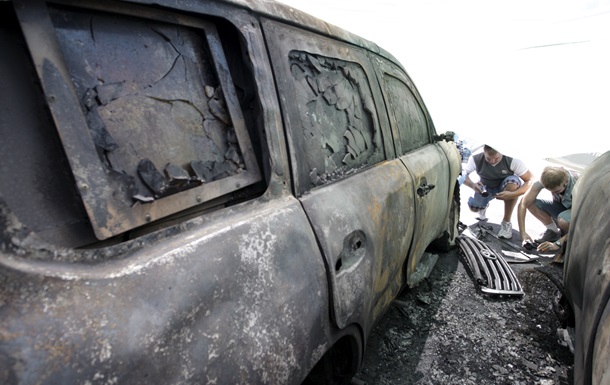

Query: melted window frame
[15,0,261,240]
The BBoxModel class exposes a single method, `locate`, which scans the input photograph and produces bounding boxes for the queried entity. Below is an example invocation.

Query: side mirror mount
[433,131,456,142]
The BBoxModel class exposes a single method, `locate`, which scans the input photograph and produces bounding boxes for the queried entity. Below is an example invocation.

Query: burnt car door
[262,19,417,332]
[371,55,460,286]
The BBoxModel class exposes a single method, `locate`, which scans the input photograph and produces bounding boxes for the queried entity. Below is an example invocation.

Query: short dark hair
[483,145,498,155]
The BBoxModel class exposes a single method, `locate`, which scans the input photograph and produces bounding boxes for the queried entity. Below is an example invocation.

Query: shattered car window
[28,7,261,239]
[288,51,384,189]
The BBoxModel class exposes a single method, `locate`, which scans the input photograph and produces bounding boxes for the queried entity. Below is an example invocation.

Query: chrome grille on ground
[457,235,524,296]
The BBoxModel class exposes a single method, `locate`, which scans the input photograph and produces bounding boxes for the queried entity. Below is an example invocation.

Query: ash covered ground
[355,250,572,385]
[354,184,574,385]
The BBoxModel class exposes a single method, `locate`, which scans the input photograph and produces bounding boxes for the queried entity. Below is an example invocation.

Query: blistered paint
[236,216,299,384]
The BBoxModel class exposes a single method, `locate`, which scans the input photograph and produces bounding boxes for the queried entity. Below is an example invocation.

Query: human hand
[537,241,559,253]
[522,239,537,251]
[521,234,535,250]
[494,191,509,200]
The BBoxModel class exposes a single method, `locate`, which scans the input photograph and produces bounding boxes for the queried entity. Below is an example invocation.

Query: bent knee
[558,217,570,231]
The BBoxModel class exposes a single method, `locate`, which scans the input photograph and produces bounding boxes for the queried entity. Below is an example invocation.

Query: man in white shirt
[461,144,534,239]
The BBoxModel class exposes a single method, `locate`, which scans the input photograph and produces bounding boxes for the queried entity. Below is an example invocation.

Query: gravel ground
[353,183,575,385]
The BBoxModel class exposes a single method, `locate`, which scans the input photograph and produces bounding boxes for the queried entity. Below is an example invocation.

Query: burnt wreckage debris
[456,235,524,296]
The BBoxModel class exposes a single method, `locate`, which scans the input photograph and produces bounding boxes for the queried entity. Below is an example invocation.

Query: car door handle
[417,182,435,197]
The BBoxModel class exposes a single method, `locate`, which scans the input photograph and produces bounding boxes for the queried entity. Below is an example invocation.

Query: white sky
[275,0,610,158]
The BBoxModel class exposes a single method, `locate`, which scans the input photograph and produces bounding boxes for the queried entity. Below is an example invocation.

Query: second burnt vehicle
[0,0,461,384]
[559,150,610,385]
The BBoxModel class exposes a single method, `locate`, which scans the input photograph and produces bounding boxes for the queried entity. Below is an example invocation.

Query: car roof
[128,0,405,71]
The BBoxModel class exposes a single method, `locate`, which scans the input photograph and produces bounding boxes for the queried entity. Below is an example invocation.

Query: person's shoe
[535,229,560,243]
[475,206,488,221]
[498,221,513,239]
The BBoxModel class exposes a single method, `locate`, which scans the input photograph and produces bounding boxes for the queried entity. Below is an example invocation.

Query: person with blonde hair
[461,144,534,239]
[518,166,579,250]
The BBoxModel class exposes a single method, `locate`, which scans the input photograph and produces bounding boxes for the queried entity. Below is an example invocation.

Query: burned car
[0,0,461,384]
[563,150,610,385]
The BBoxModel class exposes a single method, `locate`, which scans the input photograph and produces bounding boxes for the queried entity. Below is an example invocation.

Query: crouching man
[518,166,579,251]
[462,144,534,239]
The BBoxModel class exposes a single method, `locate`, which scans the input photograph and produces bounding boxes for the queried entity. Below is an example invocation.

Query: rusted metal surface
[457,235,524,296]
[262,16,461,297]
[563,150,610,385]
[371,56,459,282]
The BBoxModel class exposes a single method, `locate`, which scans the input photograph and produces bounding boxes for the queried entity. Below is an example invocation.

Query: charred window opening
[51,8,250,200]
[12,3,263,241]
[2,2,268,249]
[289,51,384,191]
[383,74,430,155]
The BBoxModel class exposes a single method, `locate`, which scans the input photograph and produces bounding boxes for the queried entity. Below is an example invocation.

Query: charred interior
[0,2,266,251]
[289,51,384,190]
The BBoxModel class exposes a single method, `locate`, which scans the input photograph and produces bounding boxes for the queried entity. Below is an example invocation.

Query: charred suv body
[0,0,461,384]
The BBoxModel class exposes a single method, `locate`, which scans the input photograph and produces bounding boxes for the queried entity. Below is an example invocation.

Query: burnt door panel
[262,18,415,330]
[299,162,415,329]
[399,145,452,279]
[371,56,454,285]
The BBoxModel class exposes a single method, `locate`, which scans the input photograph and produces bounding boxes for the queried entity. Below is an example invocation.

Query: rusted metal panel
[0,197,329,384]
[262,17,419,333]
[369,54,460,285]
[261,14,461,331]
[2,0,334,383]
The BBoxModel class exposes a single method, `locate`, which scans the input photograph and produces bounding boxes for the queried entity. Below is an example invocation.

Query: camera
[480,185,489,197]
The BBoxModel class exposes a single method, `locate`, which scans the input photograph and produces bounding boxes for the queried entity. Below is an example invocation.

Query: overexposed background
[275,0,610,159]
